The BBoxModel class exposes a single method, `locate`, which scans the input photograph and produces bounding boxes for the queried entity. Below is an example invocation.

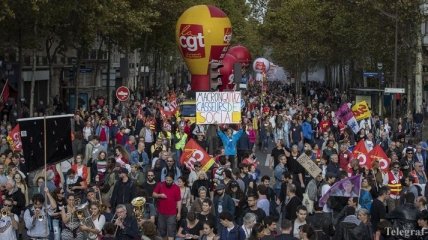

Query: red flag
[180,139,215,172]
[352,140,370,168]
[368,145,390,171]
[1,82,9,103]
[7,124,22,152]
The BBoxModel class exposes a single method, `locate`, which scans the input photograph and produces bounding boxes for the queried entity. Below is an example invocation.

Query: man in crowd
[152,173,181,240]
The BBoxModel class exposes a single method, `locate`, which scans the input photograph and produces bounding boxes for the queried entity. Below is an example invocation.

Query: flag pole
[43,115,48,232]
[0,79,8,102]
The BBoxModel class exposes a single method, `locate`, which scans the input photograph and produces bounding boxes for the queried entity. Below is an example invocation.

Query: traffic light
[209,61,223,90]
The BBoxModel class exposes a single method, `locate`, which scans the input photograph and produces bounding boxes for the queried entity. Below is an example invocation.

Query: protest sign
[7,124,22,152]
[195,91,241,124]
[296,153,322,178]
[319,175,362,207]
[352,101,371,120]
[180,139,215,172]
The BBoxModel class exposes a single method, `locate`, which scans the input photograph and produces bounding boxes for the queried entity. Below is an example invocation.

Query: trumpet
[82,213,98,240]
[34,207,44,222]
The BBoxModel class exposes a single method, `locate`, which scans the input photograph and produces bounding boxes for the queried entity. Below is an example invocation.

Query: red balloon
[227,45,251,66]
[219,54,237,91]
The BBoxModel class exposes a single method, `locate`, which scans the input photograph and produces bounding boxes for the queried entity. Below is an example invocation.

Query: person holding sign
[217,123,243,169]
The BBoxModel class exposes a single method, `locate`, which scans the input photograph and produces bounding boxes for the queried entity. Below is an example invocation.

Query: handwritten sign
[352,101,371,121]
[297,153,322,178]
[195,91,241,124]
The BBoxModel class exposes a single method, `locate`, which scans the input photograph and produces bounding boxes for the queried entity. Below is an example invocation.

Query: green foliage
[262,0,422,78]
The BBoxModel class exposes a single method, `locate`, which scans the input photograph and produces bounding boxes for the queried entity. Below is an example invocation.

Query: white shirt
[93,214,106,232]
[0,214,18,240]
[322,184,332,213]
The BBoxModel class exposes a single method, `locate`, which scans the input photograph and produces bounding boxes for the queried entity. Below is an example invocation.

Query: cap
[215,183,226,191]
[230,181,239,188]
[119,167,129,174]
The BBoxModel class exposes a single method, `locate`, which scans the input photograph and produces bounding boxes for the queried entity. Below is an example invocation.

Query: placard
[296,153,322,178]
[196,91,241,124]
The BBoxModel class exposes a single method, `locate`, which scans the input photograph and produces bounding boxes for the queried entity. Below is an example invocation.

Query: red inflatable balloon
[227,45,251,66]
[219,53,237,91]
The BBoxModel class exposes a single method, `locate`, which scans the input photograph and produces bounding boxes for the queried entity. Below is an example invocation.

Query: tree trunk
[29,49,36,117]
[74,48,82,112]
[92,37,104,97]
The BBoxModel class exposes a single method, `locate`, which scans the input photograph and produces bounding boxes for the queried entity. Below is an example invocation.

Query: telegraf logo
[179,24,205,58]
[386,227,427,238]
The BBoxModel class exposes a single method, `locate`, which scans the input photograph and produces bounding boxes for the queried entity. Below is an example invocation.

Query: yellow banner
[352,101,371,120]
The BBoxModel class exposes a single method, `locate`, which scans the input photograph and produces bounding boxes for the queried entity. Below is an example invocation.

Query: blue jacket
[302,121,313,140]
[213,194,235,217]
[218,129,243,156]
[130,150,150,167]
[219,225,245,240]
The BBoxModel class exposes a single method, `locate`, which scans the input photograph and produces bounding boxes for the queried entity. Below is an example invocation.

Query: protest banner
[195,91,241,124]
[319,175,362,207]
[368,145,390,171]
[353,140,370,167]
[180,139,215,172]
[336,103,360,134]
[352,101,371,120]
[296,153,322,178]
[7,124,22,152]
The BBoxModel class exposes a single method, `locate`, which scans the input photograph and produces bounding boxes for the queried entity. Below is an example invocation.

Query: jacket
[130,150,150,167]
[213,194,235,217]
[110,178,136,208]
[218,129,243,156]
[333,215,369,240]
[219,225,245,240]
[302,121,313,140]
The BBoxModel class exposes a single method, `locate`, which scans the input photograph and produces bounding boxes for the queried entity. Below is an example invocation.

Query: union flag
[368,145,390,171]
[352,140,370,168]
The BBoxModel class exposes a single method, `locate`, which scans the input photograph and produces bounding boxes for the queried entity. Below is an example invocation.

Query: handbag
[302,192,314,214]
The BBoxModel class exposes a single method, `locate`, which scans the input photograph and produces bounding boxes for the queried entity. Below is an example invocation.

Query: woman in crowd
[191,171,211,199]
[178,176,191,220]
[14,172,28,205]
[94,150,108,183]
[190,186,209,214]
[60,193,84,240]
[80,202,105,238]
[71,154,89,184]
[359,177,373,210]
[357,208,373,239]
[176,211,203,240]
[114,145,129,166]
[200,220,218,240]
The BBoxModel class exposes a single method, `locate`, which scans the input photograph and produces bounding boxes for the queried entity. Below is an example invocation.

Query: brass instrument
[82,213,98,240]
[34,207,44,222]
[131,197,146,221]
[1,208,9,218]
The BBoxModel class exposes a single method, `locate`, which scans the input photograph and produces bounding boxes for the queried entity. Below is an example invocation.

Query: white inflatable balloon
[253,58,270,73]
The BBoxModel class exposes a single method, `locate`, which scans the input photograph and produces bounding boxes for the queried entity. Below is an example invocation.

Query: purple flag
[336,103,354,122]
[319,175,362,207]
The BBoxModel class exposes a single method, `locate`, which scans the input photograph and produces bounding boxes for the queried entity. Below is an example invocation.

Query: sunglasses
[3,204,12,207]
[147,175,154,177]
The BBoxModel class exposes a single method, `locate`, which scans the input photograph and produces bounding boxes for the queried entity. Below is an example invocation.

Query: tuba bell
[1,208,9,218]
[131,197,146,221]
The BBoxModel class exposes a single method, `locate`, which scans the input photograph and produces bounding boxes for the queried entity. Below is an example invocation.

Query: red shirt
[339,150,353,171]
[153,182,181,215]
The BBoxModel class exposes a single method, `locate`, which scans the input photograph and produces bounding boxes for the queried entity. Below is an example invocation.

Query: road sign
[384,88,405,94]
[116,86,130,101]
[79,68,93,73]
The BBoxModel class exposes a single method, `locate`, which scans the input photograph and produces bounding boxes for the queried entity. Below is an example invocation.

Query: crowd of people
[0,81,425,240]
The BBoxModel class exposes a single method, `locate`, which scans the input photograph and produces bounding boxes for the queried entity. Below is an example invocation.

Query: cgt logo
[179,24,205,58]
[224,28,232,44]
[183,149,204,170]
